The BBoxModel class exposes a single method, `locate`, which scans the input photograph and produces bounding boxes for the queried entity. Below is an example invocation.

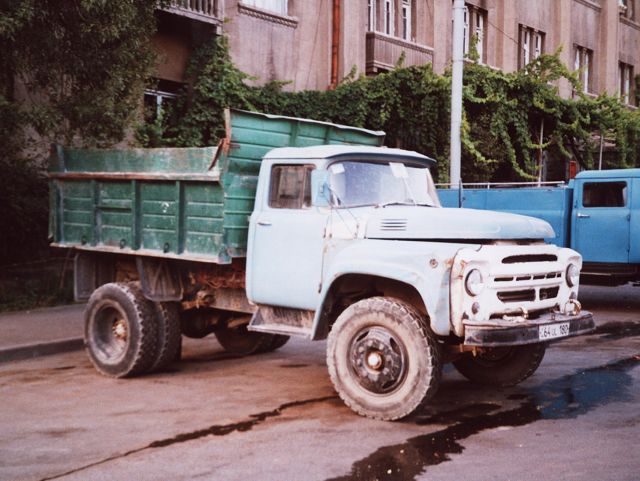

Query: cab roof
[575,168,640,180]
[263,145,436,166]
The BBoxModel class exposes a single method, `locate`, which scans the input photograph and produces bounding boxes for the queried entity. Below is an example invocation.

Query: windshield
[327,160,441,208]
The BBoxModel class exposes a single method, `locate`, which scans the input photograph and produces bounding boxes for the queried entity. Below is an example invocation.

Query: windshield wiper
[376,201,434,208]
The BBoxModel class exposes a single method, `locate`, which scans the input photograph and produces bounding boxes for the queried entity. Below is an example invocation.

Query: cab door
[571,179,631,263]
[248,164,328,310]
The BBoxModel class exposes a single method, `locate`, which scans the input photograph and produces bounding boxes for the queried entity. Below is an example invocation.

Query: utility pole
[450,0,465,189]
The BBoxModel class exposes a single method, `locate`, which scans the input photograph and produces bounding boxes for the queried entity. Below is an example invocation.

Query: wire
[486,18,519,48]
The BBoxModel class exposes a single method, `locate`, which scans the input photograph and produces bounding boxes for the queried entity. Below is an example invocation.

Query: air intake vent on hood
[380,219,408,231]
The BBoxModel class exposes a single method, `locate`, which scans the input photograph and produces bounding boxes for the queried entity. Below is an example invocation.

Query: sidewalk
[0,303,85,362]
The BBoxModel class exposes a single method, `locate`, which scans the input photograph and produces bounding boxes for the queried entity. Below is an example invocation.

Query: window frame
[518,25,545,69]
[241,0,288,16]
[401,0,412,41]
[268,164,315,210]
[619,62,634,105]
[574,45,593,94]
[368,0,377,31]
[462,4,487,64]
[620,0,636,21]
[582,181,628,208]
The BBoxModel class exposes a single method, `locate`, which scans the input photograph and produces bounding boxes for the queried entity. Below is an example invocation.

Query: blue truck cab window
[582,181,627,208]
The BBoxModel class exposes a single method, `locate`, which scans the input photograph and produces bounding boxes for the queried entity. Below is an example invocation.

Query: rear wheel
[84,282,158,378]
[327,297,442,421]
[214,316,275,355]
[452,343,547,386]
[150,302,182,372]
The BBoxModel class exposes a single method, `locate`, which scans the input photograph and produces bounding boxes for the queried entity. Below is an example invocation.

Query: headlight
[566,263,580,287]
[465,269,485,296]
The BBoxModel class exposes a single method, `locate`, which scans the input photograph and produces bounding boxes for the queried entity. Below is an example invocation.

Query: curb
[0,338,84,363]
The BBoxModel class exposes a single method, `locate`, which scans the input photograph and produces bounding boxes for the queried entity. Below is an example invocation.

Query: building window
[574,46,593,93]
[368,1,416,40]
[401,0,412,41]
[619,0,636,21]
[368,0,377,31]
[241,0,288,16]
[383,0,394,35]
[619,62,634,105]
[143,79,183,124]
[518,25,544,68]
[463,4,487,64]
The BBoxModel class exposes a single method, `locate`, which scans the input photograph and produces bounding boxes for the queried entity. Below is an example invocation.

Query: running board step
[248,306,314,339]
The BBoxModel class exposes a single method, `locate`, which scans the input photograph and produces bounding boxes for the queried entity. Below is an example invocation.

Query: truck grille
[497,289,535,303]
[502,254,558,264]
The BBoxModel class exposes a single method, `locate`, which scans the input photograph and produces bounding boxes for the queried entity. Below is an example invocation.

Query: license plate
[539,322,570,340]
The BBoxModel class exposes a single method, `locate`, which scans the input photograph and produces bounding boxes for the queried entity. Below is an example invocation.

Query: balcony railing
[162,0,221,24]
[365,31,434,74]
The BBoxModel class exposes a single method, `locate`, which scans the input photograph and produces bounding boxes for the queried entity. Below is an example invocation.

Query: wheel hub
[112,319,128,341]
[349,327,406,394]
[366,351,383,370]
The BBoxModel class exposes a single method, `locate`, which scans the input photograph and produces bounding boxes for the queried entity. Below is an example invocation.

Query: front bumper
[463,310,594,347]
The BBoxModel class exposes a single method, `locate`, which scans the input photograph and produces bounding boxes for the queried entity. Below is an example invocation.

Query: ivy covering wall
[146,37,640,183]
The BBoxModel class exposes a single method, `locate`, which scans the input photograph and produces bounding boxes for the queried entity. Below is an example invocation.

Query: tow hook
[564,299,582,316]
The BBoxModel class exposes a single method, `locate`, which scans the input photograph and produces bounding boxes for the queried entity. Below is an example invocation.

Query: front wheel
[452,343,547,387]
[327,297,442,421]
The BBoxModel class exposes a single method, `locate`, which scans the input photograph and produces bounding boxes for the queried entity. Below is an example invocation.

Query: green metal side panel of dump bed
[49,109,385,264]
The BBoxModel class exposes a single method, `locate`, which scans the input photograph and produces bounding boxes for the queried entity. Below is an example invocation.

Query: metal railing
[435,181,566,189]
[163,0,221,23]
[365,31,434,74]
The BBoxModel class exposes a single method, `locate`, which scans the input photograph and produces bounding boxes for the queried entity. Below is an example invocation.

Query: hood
[364,206,555,240]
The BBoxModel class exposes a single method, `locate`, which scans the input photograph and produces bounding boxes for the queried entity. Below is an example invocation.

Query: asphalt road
[1,285,639,481]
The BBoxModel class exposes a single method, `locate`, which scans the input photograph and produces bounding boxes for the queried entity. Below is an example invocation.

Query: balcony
[365,31,434,74]
[161,0,222,25]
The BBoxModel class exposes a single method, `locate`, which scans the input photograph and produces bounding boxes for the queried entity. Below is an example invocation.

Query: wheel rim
[348,326,408,394]
[92,301,129,364]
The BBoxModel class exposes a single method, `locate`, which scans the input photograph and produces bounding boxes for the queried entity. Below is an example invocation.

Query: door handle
[257,221,272,226]
[577,213,590,219]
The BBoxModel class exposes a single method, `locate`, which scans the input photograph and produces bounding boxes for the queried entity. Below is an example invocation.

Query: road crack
[40,395,337,480]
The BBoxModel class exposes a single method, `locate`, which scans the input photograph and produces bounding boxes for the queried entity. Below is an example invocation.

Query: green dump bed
[49,110,385,264]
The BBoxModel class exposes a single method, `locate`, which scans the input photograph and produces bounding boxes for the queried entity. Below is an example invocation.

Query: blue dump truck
[50,110,594,420]
[439,169,640,286]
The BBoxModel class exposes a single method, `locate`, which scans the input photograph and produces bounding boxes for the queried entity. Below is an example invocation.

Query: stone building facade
[155,0,639,105]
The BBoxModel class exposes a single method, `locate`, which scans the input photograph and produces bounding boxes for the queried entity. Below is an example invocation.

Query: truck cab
[571,169,640,281]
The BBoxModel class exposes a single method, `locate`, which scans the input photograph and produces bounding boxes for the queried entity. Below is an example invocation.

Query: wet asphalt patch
[592,321,640,340]
[325,355,640,481]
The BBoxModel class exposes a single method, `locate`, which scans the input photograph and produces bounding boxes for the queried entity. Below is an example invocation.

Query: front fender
[311,239,466,338]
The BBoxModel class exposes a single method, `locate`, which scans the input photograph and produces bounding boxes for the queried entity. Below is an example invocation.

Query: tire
[150,302,182,372]
[214,317,275,356]
[452,343,547,387]
[84,282,158,378]
[257,334,290,353]
[327,297,442,421]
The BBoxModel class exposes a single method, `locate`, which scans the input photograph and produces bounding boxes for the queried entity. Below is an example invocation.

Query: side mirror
[311,170,330,207]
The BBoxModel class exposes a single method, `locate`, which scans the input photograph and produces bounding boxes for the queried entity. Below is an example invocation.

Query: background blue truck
[439,169,640,286]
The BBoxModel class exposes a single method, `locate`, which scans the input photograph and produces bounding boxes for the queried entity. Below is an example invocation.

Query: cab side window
[582,182,627,208]
[269,165,314,209]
